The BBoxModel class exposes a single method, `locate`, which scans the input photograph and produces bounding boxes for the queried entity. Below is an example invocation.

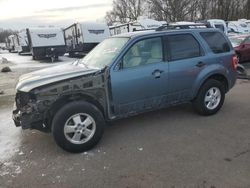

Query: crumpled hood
[16,62,99,92]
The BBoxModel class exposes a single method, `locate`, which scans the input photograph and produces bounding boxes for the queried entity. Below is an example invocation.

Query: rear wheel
[52,101,105,153]
[193,79,225,116]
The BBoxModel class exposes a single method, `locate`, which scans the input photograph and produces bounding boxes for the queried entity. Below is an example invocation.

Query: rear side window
[200,32,230,54]
[167,34,202,61]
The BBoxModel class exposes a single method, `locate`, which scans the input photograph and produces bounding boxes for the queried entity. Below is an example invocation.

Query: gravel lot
[0,51,250,188]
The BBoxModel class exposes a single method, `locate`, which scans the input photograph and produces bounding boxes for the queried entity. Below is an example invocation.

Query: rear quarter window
[200,32,231,54]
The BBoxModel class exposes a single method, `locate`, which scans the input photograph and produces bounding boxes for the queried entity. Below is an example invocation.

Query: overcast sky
[0,0,113,30]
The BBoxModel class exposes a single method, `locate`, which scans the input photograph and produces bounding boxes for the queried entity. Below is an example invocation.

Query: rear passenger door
[165,33,205,102]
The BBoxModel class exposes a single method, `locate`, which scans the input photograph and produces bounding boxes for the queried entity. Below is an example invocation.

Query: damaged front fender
[13,70,109,132]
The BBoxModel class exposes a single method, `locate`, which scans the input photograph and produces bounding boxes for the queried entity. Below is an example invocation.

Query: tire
[52,101,105,153]
[69,52,74,58]
[192,79,225,116]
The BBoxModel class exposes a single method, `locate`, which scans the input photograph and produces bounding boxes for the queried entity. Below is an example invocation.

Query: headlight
[16,91,35,108]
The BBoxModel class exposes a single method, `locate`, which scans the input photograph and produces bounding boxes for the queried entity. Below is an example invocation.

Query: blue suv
[13,28,238,152]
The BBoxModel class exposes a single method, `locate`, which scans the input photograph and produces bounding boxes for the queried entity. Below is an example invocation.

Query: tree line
[105,0,250,25]
[0,29,17,43]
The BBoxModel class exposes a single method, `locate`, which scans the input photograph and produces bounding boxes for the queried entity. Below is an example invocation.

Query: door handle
[152,69,164,78]
[196,61,206,68]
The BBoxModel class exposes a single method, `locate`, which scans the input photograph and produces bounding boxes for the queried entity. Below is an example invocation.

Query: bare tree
[106,0,250,25]
[147,0,199,22]
[0,29,17,43]
[105,0,145,24]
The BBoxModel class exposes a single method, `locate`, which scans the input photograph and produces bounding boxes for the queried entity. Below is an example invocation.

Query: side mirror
[114,60,123,71]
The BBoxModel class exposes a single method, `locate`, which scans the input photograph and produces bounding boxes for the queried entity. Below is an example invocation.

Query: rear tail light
[231,54,238,70]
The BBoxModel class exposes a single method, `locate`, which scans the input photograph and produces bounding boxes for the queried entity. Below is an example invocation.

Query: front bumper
[12,101,49,132]
[12,107,43,130]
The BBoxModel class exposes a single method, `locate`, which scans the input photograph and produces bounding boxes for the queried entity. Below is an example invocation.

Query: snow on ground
[0,50,79,96]
[0,51,77,70]
[0,51,79,163]
[0,108,21,162]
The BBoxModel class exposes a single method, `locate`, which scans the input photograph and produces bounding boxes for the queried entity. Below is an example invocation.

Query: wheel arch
[44,93,106,130]
[192,73,229,100]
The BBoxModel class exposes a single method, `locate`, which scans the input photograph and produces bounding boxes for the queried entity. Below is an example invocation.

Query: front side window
[122,37,163,69]
[167,34,202,61]
[200,32,230,54]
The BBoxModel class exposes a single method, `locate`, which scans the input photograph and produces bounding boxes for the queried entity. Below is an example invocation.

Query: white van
[64,22,110,56]
[27,27,66,60]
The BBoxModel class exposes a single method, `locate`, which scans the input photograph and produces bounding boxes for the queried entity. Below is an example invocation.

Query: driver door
[109,37,169,117]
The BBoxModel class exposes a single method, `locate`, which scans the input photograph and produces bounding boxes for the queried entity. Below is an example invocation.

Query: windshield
[79,37,129,69]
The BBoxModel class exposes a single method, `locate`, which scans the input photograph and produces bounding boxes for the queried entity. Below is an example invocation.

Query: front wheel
[52,101,105,153]
[193,79,225,116]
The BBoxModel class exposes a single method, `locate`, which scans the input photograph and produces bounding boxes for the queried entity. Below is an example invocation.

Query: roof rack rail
[156,23,212,31]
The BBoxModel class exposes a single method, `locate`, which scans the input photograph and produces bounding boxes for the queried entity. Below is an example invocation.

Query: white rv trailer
[27,27,66,60]
[64,22,110,57]
[109,18,164,36]
[5,35,14,52]
[109,22,143,36]
[16,29,30,54]
[0,43,5,50]
[228,21,250,34]
[5,35,18,52]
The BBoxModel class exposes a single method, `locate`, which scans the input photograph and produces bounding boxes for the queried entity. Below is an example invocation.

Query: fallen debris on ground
[1,66,11,73]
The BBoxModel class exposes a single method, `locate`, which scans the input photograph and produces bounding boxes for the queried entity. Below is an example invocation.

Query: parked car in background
[27,27,66,61]
[13,27,237,153]
[228,21,250,33]
[229,34,250,62]
[64,22,110,57]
